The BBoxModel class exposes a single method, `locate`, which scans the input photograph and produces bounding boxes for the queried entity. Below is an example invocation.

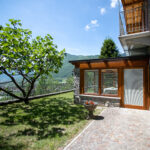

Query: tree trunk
[24,99,29,104]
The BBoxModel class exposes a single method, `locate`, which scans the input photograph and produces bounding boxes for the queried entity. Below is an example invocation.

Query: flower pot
[84,102,98,119]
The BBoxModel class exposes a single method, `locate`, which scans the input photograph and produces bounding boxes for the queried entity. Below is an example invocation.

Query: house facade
[70,0,150,110]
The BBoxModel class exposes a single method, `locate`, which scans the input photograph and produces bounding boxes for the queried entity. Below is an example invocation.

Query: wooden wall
[73,58,150,110]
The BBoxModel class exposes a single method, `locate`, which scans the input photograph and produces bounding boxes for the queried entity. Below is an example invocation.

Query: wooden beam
[80,70,84,94]
[121,69,124,107]
[99,69,101,95]
[122,0,144,7]
[79,59,148,69]
[143,67,148,109]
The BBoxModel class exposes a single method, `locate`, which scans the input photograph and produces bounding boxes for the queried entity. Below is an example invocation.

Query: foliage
[100,38,120,58]
[66,76,74,85]
[0,92,102,150]
[0,92,88,150]
[0,53,99,82]
[0,19,65,104]
[52,53,99,80]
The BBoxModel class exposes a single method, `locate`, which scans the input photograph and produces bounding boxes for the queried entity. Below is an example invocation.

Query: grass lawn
[0,92,103,150]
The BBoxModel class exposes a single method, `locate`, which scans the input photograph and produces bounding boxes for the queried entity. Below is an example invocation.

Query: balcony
[119,4,150,56]
[119,5,149,35]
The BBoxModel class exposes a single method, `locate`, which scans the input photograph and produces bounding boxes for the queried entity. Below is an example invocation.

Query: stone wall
[79,95,120,107]
[73,68,80,103]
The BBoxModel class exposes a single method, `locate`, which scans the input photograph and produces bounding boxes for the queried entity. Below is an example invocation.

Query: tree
[0,19,65,104]
[100,38,120,58]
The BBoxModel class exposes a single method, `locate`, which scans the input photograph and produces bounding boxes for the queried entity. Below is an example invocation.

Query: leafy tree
[100,38,120,58]
[66,76,73,85]
[0,19,65,104]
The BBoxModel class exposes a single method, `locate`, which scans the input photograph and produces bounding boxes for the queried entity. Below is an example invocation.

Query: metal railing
[119,5,149,36]
[0,81,74,101]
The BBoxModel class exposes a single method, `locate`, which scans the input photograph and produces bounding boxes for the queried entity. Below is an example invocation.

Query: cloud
[85,25,90,31]
[100,8,106,15]
[91,20,98,25]
[110,0,118,8]
[85,19,99,31]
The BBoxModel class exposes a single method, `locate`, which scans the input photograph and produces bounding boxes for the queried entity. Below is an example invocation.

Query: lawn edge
[62,108,106,150]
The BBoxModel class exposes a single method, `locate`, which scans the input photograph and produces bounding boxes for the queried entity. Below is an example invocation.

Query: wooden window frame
[100,69,119,97]
[121,66,147,110]
[83,69,99,95]
[81,68,120,97]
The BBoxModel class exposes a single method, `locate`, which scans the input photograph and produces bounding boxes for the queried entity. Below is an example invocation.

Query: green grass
[0,92,102,150]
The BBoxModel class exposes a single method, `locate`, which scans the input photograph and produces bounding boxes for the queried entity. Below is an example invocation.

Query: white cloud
[91,20,98,25]
[85,19,99,31]
[85,25,90,31]
[111,0,118,8]
[100,8,106,15]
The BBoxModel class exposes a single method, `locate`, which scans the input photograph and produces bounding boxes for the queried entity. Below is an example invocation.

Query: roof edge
[69,55,149,64]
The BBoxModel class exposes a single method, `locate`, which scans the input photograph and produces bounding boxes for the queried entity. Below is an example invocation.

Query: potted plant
[84,100,98,119]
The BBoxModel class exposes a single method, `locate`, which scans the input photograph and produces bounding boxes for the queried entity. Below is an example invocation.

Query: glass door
[124,69,143,106]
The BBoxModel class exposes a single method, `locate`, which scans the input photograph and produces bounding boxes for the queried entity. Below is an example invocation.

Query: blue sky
[0,0,123,55]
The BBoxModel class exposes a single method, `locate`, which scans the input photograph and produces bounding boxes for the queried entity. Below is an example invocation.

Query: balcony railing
[119,5,149,36]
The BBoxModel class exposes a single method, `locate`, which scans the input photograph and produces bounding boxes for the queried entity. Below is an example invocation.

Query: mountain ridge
[0,53,99,82]
[52,53,99,79]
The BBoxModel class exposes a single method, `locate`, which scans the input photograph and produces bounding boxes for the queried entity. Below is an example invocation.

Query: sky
[0,0,123,55]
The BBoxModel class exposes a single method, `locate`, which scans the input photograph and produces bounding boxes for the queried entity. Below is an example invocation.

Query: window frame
[83,69,99,95]
[82,68,119,97]
[100,69,119,97]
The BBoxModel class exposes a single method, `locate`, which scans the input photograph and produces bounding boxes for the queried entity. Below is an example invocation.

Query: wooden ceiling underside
[121,0,144,6]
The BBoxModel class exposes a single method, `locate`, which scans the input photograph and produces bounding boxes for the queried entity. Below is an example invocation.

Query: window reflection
[84,70,99,94]
[101,69,118,95]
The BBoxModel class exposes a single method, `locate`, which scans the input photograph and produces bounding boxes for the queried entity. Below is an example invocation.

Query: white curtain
[124,69,143,106]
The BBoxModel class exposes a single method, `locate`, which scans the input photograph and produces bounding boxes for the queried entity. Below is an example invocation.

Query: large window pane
[84,70,99,94]
[101,69,118,95]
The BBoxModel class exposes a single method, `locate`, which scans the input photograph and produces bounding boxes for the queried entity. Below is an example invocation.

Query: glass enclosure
[101,69,118,95]
[84,70,99,94]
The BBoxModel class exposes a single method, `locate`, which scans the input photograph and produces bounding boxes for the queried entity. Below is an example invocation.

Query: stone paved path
[64,108,150,150]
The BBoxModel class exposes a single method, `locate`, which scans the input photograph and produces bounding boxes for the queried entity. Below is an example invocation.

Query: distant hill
[52,52,126,80]
[52,53,99,80]
[0,53,99,82]
[0,74,10,82]
[0,52,127,82]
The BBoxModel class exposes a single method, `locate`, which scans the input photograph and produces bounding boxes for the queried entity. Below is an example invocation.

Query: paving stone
[64,108,150,150]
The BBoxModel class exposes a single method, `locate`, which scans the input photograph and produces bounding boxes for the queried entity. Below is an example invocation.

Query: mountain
[52,53,99,80]
[0,53,99,82]
[0,52,127,82]
[52,52,126,80]
[0,74,10,82]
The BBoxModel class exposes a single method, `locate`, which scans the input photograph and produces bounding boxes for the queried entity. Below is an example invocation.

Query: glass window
[84,70,99,94]
[101,69,118,95]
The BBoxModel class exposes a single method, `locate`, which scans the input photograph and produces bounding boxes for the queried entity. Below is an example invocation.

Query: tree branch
[26,74,40,99]
[2,69,26,97]
[19,70,32,84]
[21,77,25,88]
[0,87,23,100]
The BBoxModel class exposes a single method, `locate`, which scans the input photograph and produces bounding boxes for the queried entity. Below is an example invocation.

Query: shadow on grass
[0,96,88,141]
[0,135,26,150]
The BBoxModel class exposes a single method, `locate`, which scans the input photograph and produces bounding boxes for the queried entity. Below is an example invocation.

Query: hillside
[52,53,99,80]
[0,53,99,82]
